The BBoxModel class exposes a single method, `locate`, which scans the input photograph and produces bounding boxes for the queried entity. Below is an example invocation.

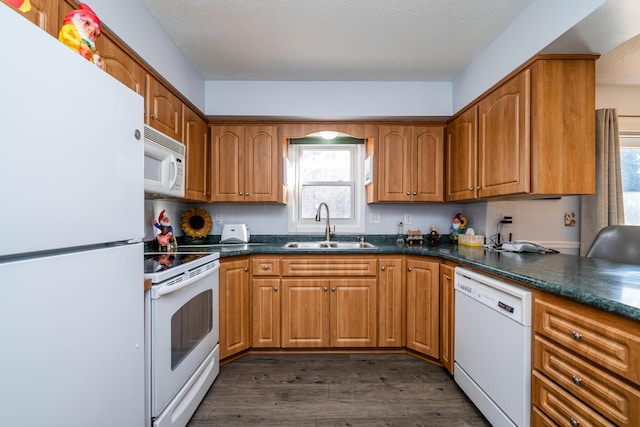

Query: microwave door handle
[157,264,219,297]
[168,154,178,190]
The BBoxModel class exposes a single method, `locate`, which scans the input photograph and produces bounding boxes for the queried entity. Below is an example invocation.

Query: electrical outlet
[564,211,576,226]
[501,213,513,226]
[369,213,380,224]
[404,213,413,225]
[215,214,223,225]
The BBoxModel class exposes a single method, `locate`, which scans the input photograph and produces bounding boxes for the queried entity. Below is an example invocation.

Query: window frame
[286,142,365,234]
[620,132,640,225]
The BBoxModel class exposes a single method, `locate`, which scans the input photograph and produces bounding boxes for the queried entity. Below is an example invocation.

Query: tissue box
[459,234,485,247]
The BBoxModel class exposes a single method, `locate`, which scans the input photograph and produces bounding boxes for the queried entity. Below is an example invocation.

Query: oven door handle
[157,264,219,297]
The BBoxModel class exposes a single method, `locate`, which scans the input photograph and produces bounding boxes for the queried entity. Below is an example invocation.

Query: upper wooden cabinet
[210,125,284,203]
[445,55,596,201]
[369,125,444,202]
[182,105,209,201]
[99,35,146,97]
[1,0,58,34]
[145,75,183,142]
[446,107,478,201]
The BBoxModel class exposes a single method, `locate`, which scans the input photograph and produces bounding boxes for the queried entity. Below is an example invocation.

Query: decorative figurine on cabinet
[58,3,104,69]
[6,0,31,13]
[449,213,467,242]
[154,210,177,252]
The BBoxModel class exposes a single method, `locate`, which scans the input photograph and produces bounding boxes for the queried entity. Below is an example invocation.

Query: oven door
[150,261,219,416]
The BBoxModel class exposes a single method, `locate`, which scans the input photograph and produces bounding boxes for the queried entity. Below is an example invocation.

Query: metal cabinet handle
[262,265,269,270]
[238,192,244,196]
[476,186,481,190]
[381,266,386,271]
[273,287,278,292]
[444,274,451,281]
[468,187,474,191]
[571,375,582,385]
[407,267,412,272]
[571,331,582,340]
[246,192,250,196]
[570,418,580,427]
[331,287,336,292]
[413,191,417,195]
[323,287,328,292]
[244,267,248,272]
[406,191,410,195]
[150,113,157,119]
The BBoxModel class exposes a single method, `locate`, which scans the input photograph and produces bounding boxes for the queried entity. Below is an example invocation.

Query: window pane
[301,186,352,219]
[300,150,351,181]
[621,146,640,225]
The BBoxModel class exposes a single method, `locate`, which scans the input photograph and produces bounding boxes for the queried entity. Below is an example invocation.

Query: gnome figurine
[154,210,177,252]
[58,3,104,69]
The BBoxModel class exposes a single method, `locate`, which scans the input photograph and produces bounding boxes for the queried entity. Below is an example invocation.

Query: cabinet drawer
[252,258,281,276]
[534,335,640,426]
[282,258,377,277]
[532,370,616,427]
[533,292,640,385]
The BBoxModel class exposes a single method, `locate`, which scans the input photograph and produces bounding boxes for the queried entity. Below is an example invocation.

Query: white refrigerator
[0,5,145,426]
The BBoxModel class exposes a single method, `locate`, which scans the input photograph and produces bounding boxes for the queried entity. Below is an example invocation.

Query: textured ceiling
[140,0,536,81]
[140,0,640,86]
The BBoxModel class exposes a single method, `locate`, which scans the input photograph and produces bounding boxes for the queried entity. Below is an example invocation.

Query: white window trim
[286,144,365,234]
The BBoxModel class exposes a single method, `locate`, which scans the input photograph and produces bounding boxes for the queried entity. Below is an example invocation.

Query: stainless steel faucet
[315,202,334,241]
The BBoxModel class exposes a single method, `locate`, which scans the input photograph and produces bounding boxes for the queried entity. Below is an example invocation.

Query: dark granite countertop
[164,235,640,322]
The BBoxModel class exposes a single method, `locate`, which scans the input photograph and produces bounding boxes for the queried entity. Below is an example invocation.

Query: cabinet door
[446,106,478,201]
[439,264,455,374]
[377,126,412,201]
[252,278,281,348]
[145,75,183,142]
[210,126,244,202]
[478,69,530,198]
[330,278,377,347]
[99,34,146,96]
[412,126,444,202]
[182,106,209,201]
[281,279,329,348]
[2,0,58,36]
[219,259,250,359]
[406,258,440,358]
[245,126,280,202]
[378,258,404,347]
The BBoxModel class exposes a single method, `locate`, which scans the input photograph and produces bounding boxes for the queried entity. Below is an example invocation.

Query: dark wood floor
[188,353,490,426]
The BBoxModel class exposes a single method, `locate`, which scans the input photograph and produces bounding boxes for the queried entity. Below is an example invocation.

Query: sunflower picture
[181,207,213,239]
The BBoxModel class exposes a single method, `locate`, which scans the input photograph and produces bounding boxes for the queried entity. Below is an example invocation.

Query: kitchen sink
[283,241,377,250]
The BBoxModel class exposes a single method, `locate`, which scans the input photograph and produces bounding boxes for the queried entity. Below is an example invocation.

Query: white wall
[84,0,206,110]
[204,81,452,119]
[146,200,464,242]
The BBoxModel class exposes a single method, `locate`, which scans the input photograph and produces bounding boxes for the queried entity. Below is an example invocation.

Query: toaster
[220,224,250,244]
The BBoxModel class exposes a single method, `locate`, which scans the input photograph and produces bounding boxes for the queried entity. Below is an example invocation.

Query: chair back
[586,225,640,265]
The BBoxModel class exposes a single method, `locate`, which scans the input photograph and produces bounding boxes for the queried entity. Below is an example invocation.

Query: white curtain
[580,108,625,255]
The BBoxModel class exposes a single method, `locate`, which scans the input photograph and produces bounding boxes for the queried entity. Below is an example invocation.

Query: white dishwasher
[454,267,532,427]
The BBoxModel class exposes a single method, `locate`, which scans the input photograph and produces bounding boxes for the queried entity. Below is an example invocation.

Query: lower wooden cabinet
[439,263,455,374]
[251,278,281,348]
[378,257,405,347]
[532,290,640,426]
[219,258,250,359]
[281,278,377,348]
[406,257,440,358]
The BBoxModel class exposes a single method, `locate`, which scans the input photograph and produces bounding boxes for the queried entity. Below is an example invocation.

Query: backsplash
[145,197,581,254]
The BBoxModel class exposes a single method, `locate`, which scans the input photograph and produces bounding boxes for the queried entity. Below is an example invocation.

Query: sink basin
[283,241,377,250]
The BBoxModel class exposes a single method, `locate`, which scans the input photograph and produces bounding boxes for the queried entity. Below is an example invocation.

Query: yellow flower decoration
[181,208,213,238]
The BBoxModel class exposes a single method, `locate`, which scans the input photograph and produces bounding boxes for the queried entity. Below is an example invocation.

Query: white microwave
[144,125,185,197]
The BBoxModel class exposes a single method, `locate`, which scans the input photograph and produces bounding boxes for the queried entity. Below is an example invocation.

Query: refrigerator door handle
[156,264,219,297]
